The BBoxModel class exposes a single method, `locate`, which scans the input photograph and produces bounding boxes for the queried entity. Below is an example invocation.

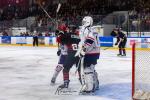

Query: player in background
[33,32,39,47]
[111,28,127,56]
[51,25,68,84]
[75,16,100,94]
[57,25,81,89]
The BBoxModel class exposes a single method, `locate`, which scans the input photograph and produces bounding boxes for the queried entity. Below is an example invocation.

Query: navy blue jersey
[116,31,127,43]
[118,31,126,39]
[65,32,80,51]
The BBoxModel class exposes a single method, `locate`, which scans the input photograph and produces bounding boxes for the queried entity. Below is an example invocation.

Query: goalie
[75,16,100,94]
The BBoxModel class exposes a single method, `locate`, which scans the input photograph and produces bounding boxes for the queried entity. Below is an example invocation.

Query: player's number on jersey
[72,44,78,50]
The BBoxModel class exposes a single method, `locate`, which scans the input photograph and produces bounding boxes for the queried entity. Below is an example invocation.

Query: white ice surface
[0,46,132,100]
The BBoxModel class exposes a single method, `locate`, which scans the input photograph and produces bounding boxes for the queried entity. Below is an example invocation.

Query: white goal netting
[132,42,150,100]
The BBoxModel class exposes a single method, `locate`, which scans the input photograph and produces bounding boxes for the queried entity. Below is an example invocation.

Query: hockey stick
[75,57,82,74]
[80,57,85,84]
[79,57,86,93]
[102,43,120,50]
[102,47,112,50]
[37,1,62,49]
[37,3,56,25]
[36,1,62,28]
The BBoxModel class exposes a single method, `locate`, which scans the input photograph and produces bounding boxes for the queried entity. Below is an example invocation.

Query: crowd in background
[128,9,150,32]
[0,0,150,21]
[0,30,54,36]
[35,0,150,32]
[0,0,150,35]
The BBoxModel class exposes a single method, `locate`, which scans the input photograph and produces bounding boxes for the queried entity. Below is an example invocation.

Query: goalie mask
[82,16,93,27]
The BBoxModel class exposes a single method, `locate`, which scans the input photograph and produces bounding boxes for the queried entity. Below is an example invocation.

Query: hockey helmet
[82,16,93,27]
[58,24,67,32]
[68,25,77,32]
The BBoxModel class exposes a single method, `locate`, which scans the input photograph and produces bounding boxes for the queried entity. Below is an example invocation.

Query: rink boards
[0,36,150,49]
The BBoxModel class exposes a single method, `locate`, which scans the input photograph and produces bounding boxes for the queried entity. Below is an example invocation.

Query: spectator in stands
[38,32,43,36]
[25,32,29,36]
[45,32,50,36]
[20,32,23,36]
[2,31,8,36]
[22,32,25,36]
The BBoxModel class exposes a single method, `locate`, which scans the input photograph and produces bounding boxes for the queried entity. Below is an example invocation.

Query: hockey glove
[57,50,61,56]
[115,42,118,45]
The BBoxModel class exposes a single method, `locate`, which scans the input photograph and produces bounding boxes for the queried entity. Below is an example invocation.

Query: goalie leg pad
[82,67,94,92]
[90,64,99,91]
[93,71,99,90]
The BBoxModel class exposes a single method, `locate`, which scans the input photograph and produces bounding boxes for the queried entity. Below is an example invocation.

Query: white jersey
[79,26,100,55]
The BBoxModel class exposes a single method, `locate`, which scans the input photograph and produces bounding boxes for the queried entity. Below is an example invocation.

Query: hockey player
[111,28,127,56]
[51,25,68,84]
[75,16,100,94]
[57,25,81,89]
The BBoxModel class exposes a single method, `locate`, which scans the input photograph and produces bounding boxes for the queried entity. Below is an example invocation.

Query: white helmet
[82,16,93,27]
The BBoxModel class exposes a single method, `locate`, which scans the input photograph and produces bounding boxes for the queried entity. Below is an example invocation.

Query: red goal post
[132,42,150,99]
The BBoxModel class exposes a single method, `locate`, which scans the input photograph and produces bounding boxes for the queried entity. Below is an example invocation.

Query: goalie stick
[79,57,86,92]
[75,56,82,74]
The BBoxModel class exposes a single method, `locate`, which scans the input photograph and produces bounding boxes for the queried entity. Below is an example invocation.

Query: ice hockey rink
[0,46,132,100]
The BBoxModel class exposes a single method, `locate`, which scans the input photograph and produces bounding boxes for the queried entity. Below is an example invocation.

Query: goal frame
[132,42,135,97]
[132,42,150,98]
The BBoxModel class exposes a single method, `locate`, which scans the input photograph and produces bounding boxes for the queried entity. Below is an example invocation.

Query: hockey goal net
[132,42,150,100]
